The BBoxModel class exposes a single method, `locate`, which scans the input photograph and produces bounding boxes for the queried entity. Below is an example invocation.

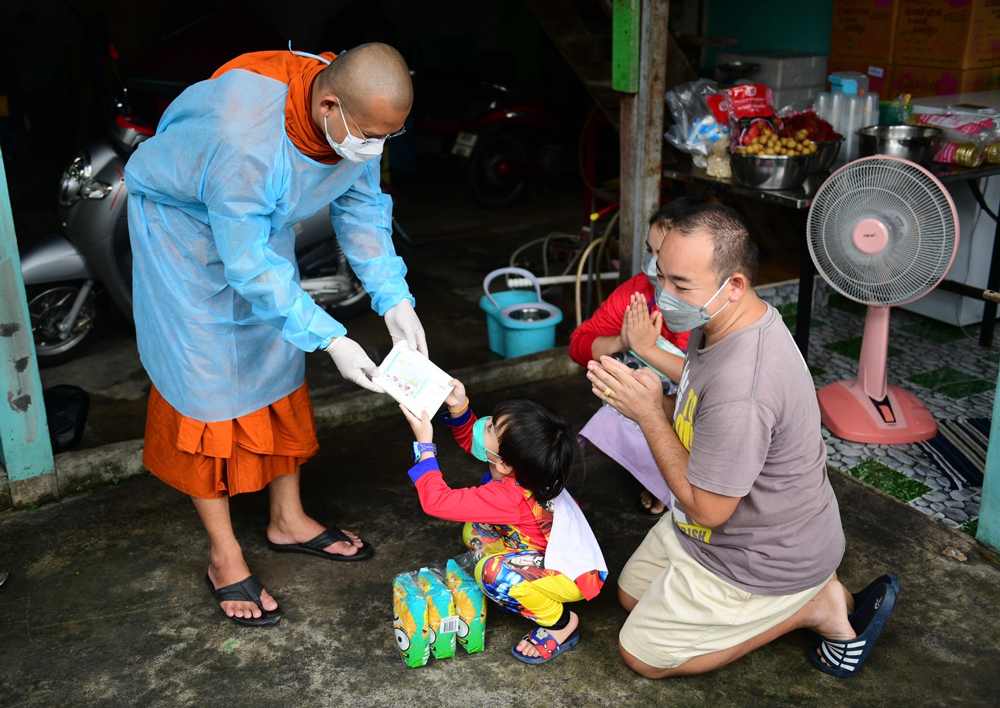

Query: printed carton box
[890,64,1000,97]
[830,0,901,65]
[893,0,1000,70]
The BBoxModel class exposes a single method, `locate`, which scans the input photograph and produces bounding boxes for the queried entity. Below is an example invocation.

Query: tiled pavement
[758,281,997,537]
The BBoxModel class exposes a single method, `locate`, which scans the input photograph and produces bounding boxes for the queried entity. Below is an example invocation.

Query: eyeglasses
[338,100,406,143]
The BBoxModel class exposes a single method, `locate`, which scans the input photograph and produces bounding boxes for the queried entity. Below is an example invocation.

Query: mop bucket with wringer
[479,267,563,358]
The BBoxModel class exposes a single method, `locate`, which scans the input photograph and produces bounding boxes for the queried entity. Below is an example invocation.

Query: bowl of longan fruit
[730,127,820,190]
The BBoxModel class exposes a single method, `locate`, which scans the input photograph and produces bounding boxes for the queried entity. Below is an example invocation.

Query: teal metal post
[0,149,54,482]
[977,368,1000,550]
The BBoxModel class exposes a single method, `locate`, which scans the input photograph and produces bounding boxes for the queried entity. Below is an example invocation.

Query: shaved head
[318,42,412,121]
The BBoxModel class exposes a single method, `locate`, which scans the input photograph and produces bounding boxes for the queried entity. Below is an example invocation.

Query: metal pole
[617,0,669,281]
[977,366,1000,550]
[0,148,55,507]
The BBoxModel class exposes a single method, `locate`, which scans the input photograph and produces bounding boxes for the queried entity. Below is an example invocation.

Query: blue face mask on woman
[471,416,501,463]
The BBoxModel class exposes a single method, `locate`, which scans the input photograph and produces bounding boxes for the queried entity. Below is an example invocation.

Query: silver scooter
[19,104,373,368]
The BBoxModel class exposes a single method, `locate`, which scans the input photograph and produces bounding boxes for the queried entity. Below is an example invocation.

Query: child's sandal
[511,626,580,664]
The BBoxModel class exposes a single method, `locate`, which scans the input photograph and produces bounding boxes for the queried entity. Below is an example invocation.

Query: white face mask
[324,106,383,164]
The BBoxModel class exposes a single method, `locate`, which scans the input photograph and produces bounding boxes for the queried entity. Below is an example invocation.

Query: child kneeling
[400,379,607,664]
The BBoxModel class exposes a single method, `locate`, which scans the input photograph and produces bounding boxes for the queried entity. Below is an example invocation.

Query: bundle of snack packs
[392,556,487,668]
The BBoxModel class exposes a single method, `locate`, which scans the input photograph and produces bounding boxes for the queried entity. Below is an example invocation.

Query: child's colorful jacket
[407,404,607,600]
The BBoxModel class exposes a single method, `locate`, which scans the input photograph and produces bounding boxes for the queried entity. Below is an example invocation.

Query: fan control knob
[852,218,890,255]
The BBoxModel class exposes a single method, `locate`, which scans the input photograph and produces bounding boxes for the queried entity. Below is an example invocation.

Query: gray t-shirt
[669,303,845,595]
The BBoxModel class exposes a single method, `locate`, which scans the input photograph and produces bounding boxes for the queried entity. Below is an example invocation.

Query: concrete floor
[1,373,999,707]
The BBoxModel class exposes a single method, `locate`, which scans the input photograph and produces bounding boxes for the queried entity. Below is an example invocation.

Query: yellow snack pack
[445,558,487,654]
[392,573,431,667]
[417,568,458,659]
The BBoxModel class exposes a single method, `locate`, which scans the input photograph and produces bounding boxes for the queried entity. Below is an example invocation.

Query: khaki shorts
[618,512,829,670]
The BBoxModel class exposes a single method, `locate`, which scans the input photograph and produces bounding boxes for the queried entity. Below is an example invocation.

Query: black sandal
[633,494,667,520]
[267,527,374,562]
[205,574,282,627]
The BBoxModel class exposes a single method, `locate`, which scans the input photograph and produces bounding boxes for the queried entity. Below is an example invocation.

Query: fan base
[818,380,937,444]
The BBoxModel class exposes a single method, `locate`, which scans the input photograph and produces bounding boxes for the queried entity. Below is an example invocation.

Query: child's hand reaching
[400,405,434,444]
[445,378,468,413]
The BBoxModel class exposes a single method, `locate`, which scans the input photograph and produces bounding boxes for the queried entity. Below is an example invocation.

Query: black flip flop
[633,495,667,520]
[205,574,282,627]
[267,527,374,562]
[810,577,899,678]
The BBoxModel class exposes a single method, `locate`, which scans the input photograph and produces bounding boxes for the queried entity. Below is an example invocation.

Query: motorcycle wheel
[26,281,108,368]
[466,131,530,208]
[321,277,370,320]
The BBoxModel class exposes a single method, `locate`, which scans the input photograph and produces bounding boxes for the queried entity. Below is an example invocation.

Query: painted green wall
[704,0,834,75]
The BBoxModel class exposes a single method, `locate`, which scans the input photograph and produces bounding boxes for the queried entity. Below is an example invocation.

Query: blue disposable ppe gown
[125,68,412,422]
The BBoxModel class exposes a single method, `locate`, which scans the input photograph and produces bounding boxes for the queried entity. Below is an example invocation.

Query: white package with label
[373,341,455,417]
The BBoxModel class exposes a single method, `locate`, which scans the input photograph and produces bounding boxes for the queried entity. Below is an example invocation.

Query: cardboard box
[894,0,1000,69]
[890,64,1000,97]
[830,0,901,65]
[827,57,893,95]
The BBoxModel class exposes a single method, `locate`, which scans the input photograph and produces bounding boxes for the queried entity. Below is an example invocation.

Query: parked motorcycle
[18,47,368,368]
[452,81,564,208]
[415,73,566,209]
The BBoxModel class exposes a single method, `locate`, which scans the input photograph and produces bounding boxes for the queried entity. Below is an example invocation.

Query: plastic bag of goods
[705,137,732,179]
[393,572,431,667]
[725,84,781,151]
[664,78,730,167]
[417,568,459,659]
[445,557,487,654]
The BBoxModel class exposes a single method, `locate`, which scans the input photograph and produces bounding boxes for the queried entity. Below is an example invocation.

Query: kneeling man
[587,203,897,678]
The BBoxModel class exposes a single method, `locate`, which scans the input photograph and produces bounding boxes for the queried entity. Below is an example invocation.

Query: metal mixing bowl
[729,152,812,190]
[856,125,943,164]
[808,139,844,174]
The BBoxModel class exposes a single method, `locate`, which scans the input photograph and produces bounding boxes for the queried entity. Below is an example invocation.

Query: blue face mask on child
[471,416,501,463]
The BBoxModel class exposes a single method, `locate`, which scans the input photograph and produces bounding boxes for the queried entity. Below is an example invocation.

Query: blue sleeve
[329,159,413,316]
[203,135,345,352]
[407,456,440,484]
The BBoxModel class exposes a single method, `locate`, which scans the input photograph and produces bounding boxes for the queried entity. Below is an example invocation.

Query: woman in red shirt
[571,199,696,518]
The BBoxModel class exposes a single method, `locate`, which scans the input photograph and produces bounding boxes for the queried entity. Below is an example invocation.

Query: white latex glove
[326,336,382,393]
[384,299,428,357]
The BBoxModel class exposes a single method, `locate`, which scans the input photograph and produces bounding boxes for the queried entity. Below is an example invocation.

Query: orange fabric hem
[143,383,319,499]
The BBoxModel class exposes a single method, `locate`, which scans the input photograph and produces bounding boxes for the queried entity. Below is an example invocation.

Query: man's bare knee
[618,640,671,679]
[618,586,638,612]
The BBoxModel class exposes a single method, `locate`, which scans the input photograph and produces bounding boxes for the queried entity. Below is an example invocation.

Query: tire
[324,276,371,320]
[26,281,108,368]
[466,131,531,208]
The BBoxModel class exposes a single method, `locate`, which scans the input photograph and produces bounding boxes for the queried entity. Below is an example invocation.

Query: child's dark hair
[648,196,700,234]
[493,399,573,503]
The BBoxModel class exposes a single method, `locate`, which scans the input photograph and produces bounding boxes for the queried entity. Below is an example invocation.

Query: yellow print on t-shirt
[671,386,713,543]
[674,388,698,452]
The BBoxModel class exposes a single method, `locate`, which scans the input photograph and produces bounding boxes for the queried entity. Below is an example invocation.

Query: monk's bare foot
[267,515,363,557]
[639,490,666,516]
[805,578,857,665]
[207,554,277,620]
[515,612,579,659]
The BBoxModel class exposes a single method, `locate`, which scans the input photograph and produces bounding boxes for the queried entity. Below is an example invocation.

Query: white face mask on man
[324,104,384,163]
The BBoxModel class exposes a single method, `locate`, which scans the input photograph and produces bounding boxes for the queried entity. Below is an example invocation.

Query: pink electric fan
[807,156,960,444]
